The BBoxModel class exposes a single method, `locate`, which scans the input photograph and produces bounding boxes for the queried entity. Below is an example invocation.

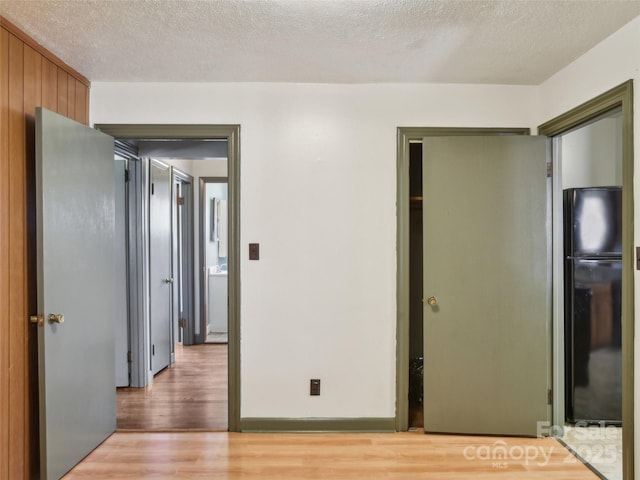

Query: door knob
[164,278,174,284]
[29,314,44,327]
[48,313,64,324]
[425,296,438,307]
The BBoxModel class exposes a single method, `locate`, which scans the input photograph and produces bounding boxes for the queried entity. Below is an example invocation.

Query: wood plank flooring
[117,343,227,431]
[64,431,599,479]
[109,345,599,479]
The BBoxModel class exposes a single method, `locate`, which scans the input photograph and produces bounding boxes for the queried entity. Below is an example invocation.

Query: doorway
[200,178,229,345]
[397,127,530,431]
[554,107,622,480]
[117,143,229,430]
[407,132,551,437]
[540,81,634,480]
[97,124,241,432]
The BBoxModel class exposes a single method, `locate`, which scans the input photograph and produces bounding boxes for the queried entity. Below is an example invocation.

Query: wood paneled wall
[0,17,90,480]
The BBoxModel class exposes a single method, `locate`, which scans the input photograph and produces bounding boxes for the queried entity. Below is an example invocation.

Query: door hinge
[127,351,132,363]
[179,318,186,328]
[546,162,552,178]
[177,196,185,206]
[124,169,129,182]
[547,389,553,405]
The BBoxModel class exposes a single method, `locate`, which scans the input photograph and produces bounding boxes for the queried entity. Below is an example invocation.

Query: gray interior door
[149,160,173,374]
[422,135,550,436]
[35,108,116,479]
[114,159,129,387]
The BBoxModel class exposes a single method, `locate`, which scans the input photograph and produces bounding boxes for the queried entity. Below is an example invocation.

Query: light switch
[249,243,260,260]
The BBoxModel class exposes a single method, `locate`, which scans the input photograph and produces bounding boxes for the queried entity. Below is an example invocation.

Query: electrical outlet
[310,379,321,396]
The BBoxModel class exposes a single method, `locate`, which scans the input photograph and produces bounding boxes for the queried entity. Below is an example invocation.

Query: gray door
[149,160,173,374]
[35,108,116,479]
[114,159,129,387]
[422,136,550,436]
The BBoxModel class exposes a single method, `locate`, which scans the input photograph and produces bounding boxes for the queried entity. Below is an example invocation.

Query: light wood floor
[108,345,598,479]
[117,343,228,431]
[64,431,599,479]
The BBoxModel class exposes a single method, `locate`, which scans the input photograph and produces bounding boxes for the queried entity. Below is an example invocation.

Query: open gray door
[422,136,550,436]
[35,108,116,479]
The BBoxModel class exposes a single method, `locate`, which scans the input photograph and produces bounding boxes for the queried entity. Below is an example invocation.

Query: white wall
[536,15,640,477]
[91,82,538,418]
[164,158,227,178]
[561,113,622,189]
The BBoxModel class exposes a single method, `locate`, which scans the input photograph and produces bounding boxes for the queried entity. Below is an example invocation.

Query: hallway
[117,343,228,431]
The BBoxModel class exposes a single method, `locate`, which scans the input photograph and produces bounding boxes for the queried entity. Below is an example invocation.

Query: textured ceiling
[1,0,639,84]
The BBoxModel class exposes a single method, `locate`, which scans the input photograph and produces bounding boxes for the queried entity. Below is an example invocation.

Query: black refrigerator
[564,187,622,425]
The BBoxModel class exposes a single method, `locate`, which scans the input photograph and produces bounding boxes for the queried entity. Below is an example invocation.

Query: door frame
[172,168,195,347]
[395,127,530,431]
[126,155,151,387]
[538,80,634,480]
[114,140,150,388]
[94,124,241,432]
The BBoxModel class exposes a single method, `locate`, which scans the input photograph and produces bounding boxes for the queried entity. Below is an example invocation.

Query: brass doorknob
[48,313,64,324]
[426,296,438,306]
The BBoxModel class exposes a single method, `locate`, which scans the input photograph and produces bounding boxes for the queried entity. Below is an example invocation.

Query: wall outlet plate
[310,379,320,396]
[249,243,260,260]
